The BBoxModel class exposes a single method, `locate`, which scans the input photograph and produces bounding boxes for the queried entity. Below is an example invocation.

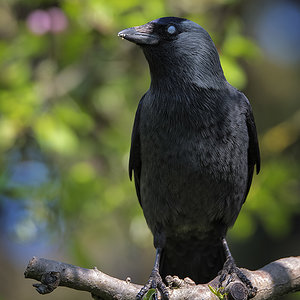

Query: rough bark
[24,256,300,300]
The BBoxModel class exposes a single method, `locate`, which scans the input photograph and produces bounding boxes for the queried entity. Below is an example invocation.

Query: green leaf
[143,289,156,300]
[208,285,227,299]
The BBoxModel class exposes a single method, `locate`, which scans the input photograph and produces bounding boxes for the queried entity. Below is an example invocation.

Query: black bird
[118,17,260,299]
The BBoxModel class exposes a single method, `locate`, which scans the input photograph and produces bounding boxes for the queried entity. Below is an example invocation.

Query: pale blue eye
[167,25,176,34]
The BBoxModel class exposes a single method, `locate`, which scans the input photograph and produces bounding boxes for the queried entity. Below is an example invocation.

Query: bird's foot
[136,268,169,300]
[218,257,257,299]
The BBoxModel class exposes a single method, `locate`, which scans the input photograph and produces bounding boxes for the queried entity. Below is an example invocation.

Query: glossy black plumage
[120,16,260,290]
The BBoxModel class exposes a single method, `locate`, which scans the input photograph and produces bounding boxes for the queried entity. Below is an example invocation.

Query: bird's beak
[118,23,159,45]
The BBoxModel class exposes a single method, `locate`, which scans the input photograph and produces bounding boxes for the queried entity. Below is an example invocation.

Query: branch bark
[24,256,300,300]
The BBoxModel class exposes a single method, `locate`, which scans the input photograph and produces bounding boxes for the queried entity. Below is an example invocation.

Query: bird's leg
[219,238,257,298]
[136,247,169,300]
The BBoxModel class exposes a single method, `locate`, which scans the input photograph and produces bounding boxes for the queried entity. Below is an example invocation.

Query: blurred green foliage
[0,0,299,299]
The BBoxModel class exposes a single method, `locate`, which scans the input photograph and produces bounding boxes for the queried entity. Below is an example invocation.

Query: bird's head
[118,17,226,89]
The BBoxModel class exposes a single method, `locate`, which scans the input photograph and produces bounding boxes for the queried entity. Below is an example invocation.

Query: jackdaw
[118,17,260,299]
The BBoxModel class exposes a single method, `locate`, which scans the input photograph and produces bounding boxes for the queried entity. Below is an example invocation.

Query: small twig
[24,256,300,300]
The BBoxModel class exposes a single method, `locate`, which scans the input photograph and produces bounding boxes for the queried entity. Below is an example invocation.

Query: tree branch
[24,256,300,300]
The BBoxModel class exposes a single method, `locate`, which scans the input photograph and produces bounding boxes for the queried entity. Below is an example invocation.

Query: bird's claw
[218,258,257,299]
[136,269,169,300]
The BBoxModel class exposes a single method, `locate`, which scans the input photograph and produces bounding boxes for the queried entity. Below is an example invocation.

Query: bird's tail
[160,237,225,284]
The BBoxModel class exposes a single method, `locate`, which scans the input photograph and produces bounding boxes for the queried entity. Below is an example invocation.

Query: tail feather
[160,238,225,284]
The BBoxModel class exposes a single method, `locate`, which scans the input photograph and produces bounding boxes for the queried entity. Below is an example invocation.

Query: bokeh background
[0,0,300,299]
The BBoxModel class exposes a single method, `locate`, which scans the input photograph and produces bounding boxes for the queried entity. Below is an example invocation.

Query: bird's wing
[129,95,145,207]
[242,93,261,203]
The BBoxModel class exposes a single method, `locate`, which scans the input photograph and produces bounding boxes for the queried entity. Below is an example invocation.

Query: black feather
[123,17,260,284]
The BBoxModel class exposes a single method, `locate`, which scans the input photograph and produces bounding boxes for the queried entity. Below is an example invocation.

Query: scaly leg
[219,238,257,298]
[136,248,169,300]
